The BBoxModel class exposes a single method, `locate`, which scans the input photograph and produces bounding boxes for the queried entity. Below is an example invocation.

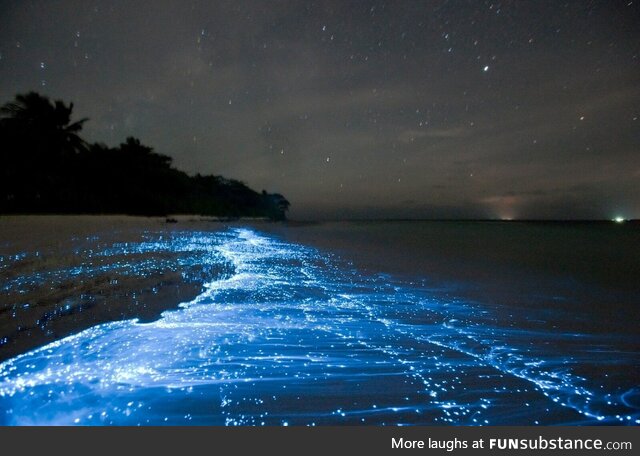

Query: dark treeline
[0,92,290,220]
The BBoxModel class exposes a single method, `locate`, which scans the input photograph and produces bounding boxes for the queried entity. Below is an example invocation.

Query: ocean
[0,217,638,425]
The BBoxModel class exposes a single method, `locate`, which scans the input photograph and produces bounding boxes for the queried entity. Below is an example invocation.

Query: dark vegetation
[0,92,290,219]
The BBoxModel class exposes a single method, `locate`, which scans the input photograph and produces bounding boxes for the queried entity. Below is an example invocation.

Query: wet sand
[0,215,240,361]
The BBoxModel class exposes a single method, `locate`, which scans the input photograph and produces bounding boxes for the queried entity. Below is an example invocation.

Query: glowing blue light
[0,228,637,425]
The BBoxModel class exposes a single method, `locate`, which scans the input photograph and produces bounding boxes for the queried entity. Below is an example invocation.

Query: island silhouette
[0,92,290,220]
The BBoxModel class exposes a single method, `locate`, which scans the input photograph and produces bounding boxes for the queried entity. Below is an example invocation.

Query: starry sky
[0,0,638,220]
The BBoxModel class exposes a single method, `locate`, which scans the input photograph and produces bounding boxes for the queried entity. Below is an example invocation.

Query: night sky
[1,1,638,220]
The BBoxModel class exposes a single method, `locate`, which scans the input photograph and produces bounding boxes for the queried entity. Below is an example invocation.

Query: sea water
[0,223,638,425]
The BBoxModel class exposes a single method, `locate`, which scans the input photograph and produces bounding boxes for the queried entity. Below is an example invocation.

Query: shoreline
[0,216,238,361]
[2,215,638,361]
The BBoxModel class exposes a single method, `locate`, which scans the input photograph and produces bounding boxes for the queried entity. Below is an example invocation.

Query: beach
[0,215,236,360]
[0,216,638,425]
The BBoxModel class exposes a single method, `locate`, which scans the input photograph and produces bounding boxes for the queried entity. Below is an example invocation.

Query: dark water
[266,221,640,336]
[0,219,638,425]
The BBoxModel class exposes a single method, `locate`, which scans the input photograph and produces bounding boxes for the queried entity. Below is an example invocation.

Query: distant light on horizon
[613,216,625,223]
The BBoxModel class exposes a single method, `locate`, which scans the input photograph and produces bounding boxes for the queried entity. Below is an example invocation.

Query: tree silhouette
[0,92,289,220]
[1,92,87,158]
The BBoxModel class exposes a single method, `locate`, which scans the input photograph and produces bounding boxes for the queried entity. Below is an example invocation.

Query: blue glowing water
[0,228,638,425]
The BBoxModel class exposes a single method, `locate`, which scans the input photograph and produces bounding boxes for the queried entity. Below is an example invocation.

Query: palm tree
[0,92,89,210]
[0,92,291,218]
[0,92,88,158]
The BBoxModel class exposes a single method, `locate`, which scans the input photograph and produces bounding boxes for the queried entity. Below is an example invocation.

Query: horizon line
[288,217,639,223]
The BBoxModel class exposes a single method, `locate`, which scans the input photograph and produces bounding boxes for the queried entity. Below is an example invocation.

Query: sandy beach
[0,215,241,360]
